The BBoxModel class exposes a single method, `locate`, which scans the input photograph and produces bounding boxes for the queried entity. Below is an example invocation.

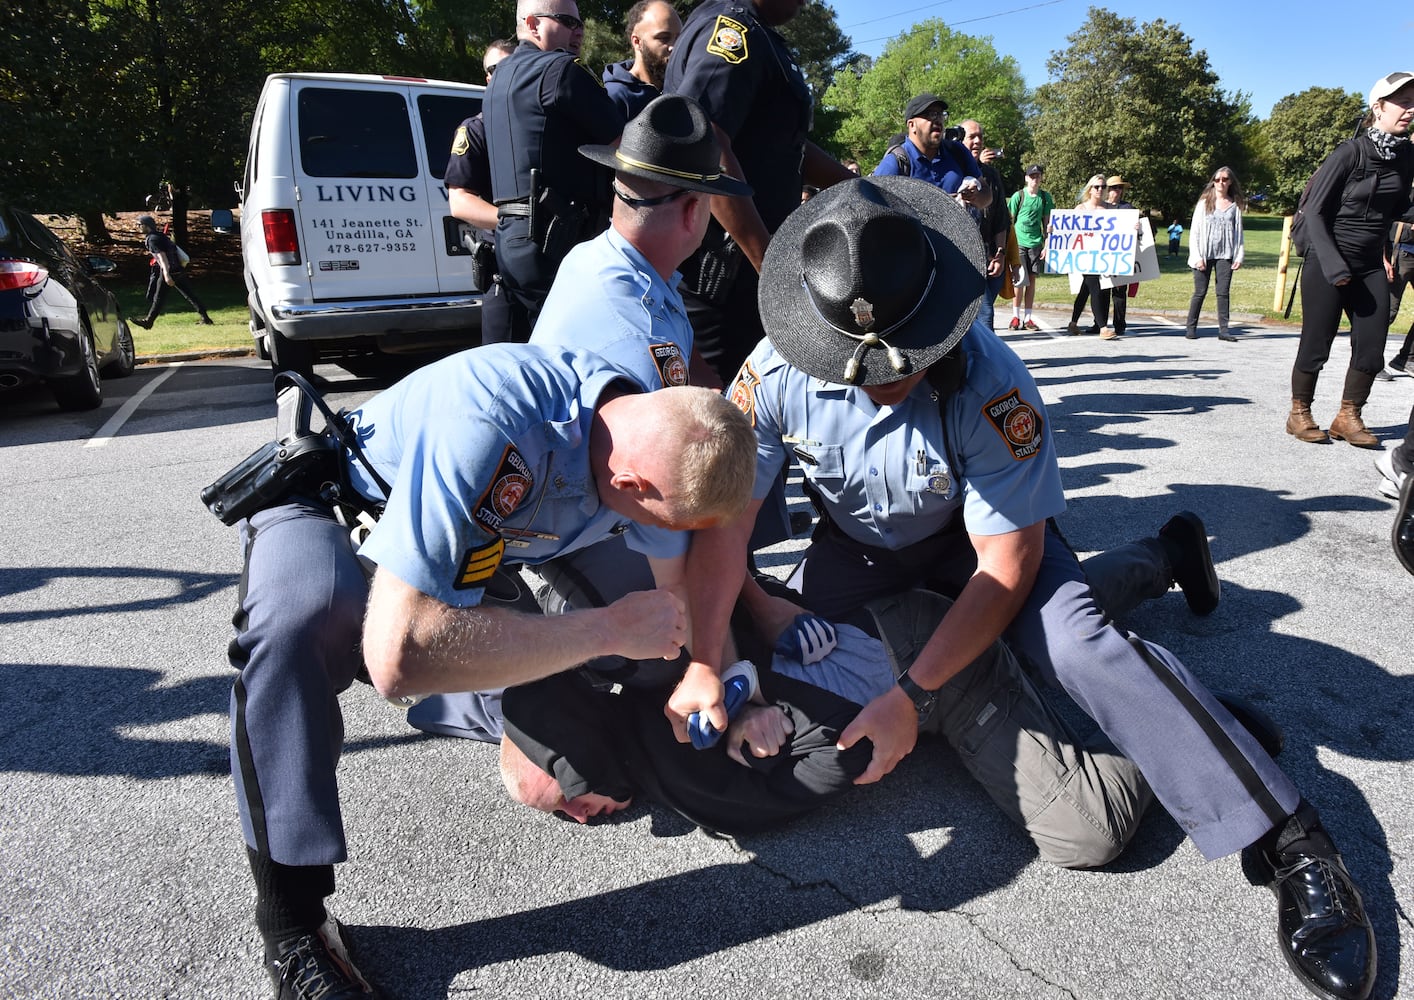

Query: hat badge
[850,297,876,331]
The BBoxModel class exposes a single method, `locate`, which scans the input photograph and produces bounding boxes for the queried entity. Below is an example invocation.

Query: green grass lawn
[117,275,253,358]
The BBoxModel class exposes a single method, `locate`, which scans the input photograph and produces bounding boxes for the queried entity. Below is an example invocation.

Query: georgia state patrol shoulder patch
[650,343,689,387]
[455,538,505,590]
[982,389,1043,460]
[706,15,749,64]
[472,445,534,533]
[451,126,470,157]
[728,361,760,426]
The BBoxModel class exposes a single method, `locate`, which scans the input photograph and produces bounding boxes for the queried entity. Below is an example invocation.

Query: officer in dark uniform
[484,0,625,341]
[664,0,852,385]
[446,39,516,344]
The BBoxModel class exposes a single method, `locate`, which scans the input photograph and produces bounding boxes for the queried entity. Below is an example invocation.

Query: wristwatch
[895,669,937,722]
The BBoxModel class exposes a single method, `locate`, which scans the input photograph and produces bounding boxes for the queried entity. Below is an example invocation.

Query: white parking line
[84,363,184,448]
[1146,315,1182,327]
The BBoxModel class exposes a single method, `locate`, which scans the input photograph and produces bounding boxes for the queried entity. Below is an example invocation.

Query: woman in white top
[1184,167,1246,341]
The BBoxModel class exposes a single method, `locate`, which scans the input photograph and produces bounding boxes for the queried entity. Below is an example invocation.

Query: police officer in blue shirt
[407,93,753,740]
[535,92,749,389]
[676,177,1377,1000]
[224,345,756,999]
[484,0,625,341]
[664,0,852,385]
[446,40,516,344]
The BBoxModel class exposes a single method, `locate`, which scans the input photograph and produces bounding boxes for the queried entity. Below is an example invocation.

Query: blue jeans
[978,272,1005,329]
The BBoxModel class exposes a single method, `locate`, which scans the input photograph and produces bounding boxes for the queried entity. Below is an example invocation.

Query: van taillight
[261,210,301,266]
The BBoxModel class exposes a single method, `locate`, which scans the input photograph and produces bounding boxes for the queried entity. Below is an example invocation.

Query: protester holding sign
[1184,167,1246,342]
[1104,176,1137,337]
[1064,175,1118,340]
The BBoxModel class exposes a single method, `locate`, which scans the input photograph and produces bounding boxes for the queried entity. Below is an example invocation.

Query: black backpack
[1290,139,1366,256]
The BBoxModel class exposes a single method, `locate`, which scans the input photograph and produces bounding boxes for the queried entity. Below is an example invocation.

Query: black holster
[468,233,499,292]
[681,222,742,306]
[200,374,375,527]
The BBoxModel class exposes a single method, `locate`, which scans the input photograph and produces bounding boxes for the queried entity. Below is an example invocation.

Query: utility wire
[847,0,1066,46]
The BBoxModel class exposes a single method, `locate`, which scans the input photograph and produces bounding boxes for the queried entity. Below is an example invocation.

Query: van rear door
[289,78,441,301]
[413,88,484,296]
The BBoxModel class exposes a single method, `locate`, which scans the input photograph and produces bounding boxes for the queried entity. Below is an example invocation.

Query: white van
[239,73,486,375]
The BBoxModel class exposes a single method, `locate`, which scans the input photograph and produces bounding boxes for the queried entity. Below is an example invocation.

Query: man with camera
[961,118,1011,329]
[872,93,991,214]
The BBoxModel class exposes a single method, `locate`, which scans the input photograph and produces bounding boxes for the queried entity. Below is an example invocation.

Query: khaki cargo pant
[868,590,1153,869]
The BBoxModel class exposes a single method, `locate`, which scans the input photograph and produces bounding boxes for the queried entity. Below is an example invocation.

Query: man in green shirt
[1006,165,1054,331]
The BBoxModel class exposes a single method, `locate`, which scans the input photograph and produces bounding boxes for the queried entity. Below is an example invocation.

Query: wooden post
[1274,215,1294,312]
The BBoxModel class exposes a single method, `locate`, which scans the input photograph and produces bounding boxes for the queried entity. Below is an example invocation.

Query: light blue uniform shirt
[731,322,1065,548]
[532,227,693,391]
[344,344,685,607]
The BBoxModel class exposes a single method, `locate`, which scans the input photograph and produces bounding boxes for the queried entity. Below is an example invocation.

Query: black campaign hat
[757,176,984,386]
[580,94,751,197]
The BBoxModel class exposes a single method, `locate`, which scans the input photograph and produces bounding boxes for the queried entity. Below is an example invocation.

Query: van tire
[269,329,314,380]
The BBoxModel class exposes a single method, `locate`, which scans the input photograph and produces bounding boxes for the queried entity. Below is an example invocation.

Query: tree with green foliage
[1029,7,1250,221]
[779,2,854,105]
[820,19,1027,187]
[1260,87,1366,213]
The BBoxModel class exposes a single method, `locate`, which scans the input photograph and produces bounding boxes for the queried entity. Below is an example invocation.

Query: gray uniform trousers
[228,499,368,866]
[791,520,1301,861]
[229,498,531,866]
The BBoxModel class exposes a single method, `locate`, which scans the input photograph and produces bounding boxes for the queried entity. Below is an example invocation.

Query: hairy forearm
[368,600,608,699]
[904,523,1044,690]
[363,568,683,700]
[684,512,757,672]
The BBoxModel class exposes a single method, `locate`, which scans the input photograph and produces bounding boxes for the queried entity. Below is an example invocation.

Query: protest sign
[1047,208,1140,276]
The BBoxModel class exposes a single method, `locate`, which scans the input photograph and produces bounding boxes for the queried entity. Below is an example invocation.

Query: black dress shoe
[1219,332,1238,342]
[1394,474,1414,576]
[1211,690,1284,758]
[1244,847,1377,1000]
[1158,511,1220,615]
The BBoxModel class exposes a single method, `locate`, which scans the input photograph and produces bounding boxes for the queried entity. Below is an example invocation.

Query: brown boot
[1285,400,1328,443]
[1328,400,1379,448]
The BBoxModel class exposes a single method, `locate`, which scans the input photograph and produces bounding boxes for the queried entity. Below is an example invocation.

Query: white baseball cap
[1369,71,1414,106]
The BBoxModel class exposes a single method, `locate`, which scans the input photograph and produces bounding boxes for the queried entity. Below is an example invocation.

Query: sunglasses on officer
[533,11,584,30]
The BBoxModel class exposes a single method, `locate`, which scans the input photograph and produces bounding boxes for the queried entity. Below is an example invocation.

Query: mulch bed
[41,210,245,283]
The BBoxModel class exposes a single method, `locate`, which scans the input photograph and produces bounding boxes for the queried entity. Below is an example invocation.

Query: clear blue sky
[826,0,1414,118]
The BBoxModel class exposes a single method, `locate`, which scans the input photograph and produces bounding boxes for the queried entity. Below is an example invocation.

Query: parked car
[239,73,486,377]
[0,205,135,410]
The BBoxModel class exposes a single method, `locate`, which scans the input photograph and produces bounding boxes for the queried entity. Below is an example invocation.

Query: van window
[245,99,264,192]
[417,94,484,180]
[297,88,418,178]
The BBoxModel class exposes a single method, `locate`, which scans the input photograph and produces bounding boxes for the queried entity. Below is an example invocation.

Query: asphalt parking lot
[1,309,1410,999]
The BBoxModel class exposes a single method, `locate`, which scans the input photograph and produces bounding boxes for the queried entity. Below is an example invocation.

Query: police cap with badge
[757,175,985,386]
